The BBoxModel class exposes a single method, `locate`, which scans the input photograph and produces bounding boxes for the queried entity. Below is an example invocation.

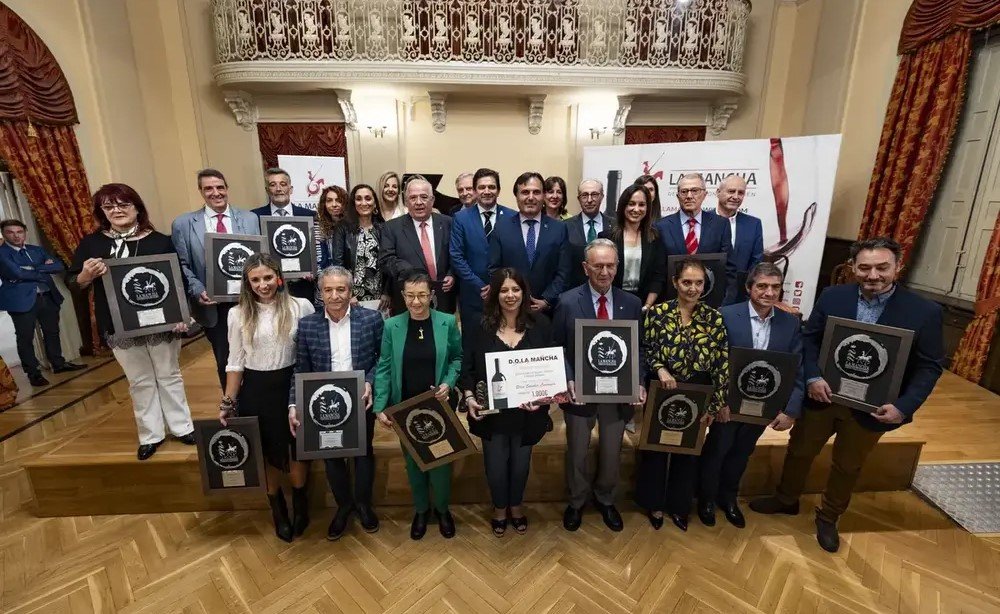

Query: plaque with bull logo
[383,389,476,471]
[259,215,316,280]
[101,254,191,339]
[573,319,640,404]
[818,316,914,413]
[204,233,265,302]
[638,382,713,455]
[193,417,267,495]
[294,371,368,460]
[728,347,802,425]
[663,253,729,308]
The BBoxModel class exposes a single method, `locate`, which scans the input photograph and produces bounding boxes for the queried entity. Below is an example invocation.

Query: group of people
[2,164,943,555]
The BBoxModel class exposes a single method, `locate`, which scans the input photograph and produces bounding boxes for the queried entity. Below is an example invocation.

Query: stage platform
[20,339,945,518]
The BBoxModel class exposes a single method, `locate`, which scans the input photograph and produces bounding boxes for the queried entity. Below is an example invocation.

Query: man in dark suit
[750,237,944,553]
[553,238,646,532]
[488,171,571,312]
[0,219,83,386]
[289,265,384,540]
[565,179,614,290]
[379,177,455,315]
[251,167,317,301]
[715,176,763,303]
[449,168,515,347]
[698,262,803,528]
[654,173,737,304]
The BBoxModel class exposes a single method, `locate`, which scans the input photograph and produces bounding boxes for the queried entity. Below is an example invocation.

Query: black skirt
[239,366,296,471]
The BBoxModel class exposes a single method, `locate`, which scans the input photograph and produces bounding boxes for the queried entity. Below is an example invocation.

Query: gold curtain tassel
[26,120,37,138]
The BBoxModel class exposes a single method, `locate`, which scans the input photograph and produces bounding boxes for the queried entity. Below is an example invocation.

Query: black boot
[268,489,294,543]
[291,486,310,537]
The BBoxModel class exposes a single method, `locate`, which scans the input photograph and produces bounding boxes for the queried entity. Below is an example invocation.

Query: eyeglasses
[403,293,432,301]
[100,203,135,213]
[678,188,705,196]
[579,192,604,200]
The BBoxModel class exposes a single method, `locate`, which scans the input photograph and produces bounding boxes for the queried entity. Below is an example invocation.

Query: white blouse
[226,297,314,372]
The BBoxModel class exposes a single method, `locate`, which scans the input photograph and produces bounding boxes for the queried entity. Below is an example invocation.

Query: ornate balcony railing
[213,0,750,88]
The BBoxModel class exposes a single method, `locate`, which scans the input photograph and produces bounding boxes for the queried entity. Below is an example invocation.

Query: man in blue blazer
[698,262,803,529]
[251,167,317,302]
[553,238,647,533]
[171,168,261,388]
[0,219,83,386]
[715,176,763,303]
[289,265,384,540]
[654,173,737,305]
[488,171,572,312]
[751,237,944,553]
[449,168,515,347]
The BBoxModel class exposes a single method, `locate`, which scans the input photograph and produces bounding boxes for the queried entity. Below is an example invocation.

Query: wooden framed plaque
[204,232,265,302]
[664,253,728,307]
[637,382,713,455]
[573,319,640,404]
[294,371,368,460]
[728,347,802,425]
[383,389,476,471]
[100,254,191,339]
[818,316,914,413]
[259,215,317,280]
[193,417,267,495]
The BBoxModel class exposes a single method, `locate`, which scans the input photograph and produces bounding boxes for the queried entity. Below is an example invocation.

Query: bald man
[565,179,615,290]
[715,175,763,302]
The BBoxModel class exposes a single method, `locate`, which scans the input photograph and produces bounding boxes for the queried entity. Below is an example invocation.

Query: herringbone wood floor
[2,340,1000,613]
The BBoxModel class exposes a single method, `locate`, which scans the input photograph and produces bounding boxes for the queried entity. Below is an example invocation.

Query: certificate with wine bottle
[481,347,568,414]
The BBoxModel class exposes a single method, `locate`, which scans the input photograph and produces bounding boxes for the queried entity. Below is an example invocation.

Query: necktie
[419,221,437,279]
[525,219,537,266]
[276,209,288,216]
[597,294,609,320]
[20,248,32,263]
[685,217,698,254]
[215,213,227,233]
[483,210,493,236]
[587,219,597,243]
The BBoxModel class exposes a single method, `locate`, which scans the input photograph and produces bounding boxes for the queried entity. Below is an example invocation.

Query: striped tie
[685,218,698,254]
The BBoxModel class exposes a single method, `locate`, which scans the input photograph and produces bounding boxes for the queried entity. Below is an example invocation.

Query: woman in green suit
[375,272,463,540]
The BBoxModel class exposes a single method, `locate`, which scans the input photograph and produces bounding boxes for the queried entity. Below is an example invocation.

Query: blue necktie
[525,219,537,266]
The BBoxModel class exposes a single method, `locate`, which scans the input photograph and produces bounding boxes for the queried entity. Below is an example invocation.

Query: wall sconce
[367,125,387,138]
[589,127,607,140]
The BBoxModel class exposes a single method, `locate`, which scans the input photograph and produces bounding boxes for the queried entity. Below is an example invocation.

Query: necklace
[418,326,424,340]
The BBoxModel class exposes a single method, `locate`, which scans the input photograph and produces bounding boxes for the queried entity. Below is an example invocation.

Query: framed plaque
[204,232,265,302]
[573,319,640,404]
[637,382,713,455]
[818,316,914,413]
[664,253,728,307]
[294,371,368,460]
[100,254,191,339]
[193,417,267,495]
[383,389,476,471]
[728,347,802,425]
[259,215,317,280]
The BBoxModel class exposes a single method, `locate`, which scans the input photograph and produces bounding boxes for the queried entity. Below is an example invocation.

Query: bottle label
[492,380,506,397]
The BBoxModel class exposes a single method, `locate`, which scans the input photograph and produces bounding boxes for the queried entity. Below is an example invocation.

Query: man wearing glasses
[565,179,615,290]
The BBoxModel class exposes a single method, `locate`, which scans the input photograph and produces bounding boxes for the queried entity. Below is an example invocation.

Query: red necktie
[215,213,227,233]
[419,222,437,280]
[597,294,609,320]
[685,217,698,254]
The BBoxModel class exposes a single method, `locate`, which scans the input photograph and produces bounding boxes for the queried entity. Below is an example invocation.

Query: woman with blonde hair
[220,253,315,542]
[376,171,407,221]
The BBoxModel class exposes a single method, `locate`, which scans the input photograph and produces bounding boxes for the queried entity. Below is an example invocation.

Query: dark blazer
[721,301,804,418]
[252,203,318,301]
[803,283,944,432]
[654,209,738,304]
[331,222,386,289]
[251,203,315,219]
[379,213,455,314]
[289,306,384,406]
[0,243,64,313]
[552,284,646,420]
[373,310,462,412]
[728,212,764,302]
[565,212,614,290]
[598,228,666,304]
[449,204,517,317]
[488,212,572,307]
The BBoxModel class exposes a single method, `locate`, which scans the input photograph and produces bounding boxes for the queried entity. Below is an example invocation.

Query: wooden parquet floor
[2,340,1000,613]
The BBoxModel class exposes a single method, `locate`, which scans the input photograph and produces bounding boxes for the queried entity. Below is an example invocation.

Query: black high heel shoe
[291,486,310,537]
[647,510,664,530]
[491,517,508,537]
[268,489,294,543]
[510,515,528,535]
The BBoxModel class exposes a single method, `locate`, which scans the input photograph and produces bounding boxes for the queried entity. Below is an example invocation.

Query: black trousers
[203,303,234,389]
[481,433,533,509]
[324,410,377,507]
[698,421,767,506]
[633,450,699,516]
[10,292,66,376]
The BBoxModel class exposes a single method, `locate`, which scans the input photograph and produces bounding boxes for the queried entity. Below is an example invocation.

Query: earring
[277,278,284,288]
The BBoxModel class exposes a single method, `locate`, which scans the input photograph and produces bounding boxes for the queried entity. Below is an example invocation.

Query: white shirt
[581,213,604,238]
[226,297,315,372]
[519,213,543,246]
[749,301,774,350]
[589,284,614,317]
[718,210,737,246]
[327,307,353,371]
[270,203,294,217]
[679,210,702,244]
[204,205,233,233]
[477,204,498,231]
[411,215,436,268]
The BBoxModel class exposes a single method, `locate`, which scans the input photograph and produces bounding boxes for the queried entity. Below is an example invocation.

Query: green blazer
[373,309,463,413]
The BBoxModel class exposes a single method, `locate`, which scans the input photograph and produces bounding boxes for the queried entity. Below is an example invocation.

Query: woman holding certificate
[374,272,462,540]
[220,253,315,543]
[331,184,389,311]
[460,268,553,537]
[635,257,729,531]
[599,184,666,310]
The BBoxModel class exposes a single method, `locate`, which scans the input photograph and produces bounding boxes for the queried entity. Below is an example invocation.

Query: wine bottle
[491,357,508,410]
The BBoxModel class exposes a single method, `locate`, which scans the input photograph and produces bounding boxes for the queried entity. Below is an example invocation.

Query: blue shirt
[748,301,774,350]
[856,285,896,324]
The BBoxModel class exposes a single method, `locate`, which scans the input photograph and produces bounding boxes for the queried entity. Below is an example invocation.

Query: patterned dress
[352,226,382,302]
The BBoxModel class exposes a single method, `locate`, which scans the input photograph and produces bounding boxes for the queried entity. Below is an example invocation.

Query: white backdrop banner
[277,155,347,212]
[582,135,841,316]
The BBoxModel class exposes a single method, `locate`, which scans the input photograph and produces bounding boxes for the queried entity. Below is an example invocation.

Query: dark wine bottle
[491,357,508,410]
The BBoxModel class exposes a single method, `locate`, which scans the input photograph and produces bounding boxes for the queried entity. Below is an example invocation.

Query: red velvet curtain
[952,215,1000,382]
[257,122,349,177]
[624,126,706,145]
[898,0,1000,54]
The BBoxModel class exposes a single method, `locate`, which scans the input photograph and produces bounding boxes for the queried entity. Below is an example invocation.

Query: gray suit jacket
[171,206,261,328]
